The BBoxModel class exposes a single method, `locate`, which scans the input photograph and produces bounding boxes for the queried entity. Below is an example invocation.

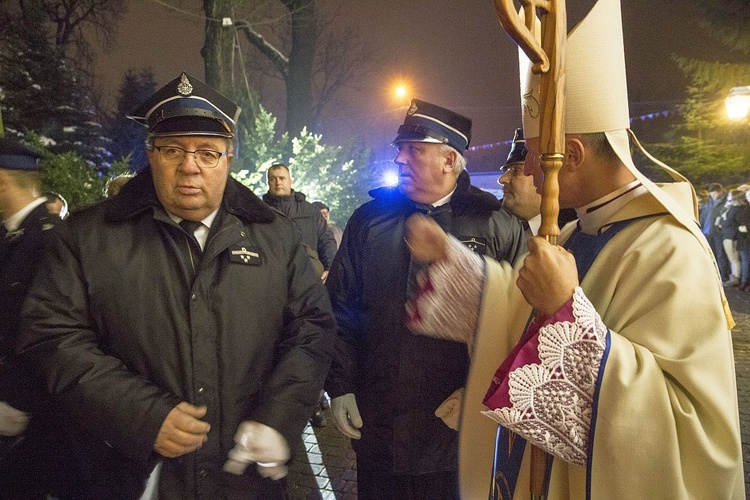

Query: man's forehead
[155,135,226,147]
[398,141,440,150]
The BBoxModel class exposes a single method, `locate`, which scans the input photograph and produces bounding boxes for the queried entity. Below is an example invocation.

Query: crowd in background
[699,182,750,291]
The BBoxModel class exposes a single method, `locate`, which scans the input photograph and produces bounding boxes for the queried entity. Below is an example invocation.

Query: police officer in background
[18,73,336,499]
[497,128,576,235]
[0,137,79,498]
[324,99,527,499]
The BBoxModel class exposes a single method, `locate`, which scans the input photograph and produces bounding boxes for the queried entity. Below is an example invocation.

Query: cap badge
[407,103,418,116]
[177,73,194,96]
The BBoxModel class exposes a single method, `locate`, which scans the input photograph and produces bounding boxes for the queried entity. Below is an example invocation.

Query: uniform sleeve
[492,209,528,266]
[248,228,336,441]
[324,214,365,399]
[315,211,337,270]
[16,228,179,462]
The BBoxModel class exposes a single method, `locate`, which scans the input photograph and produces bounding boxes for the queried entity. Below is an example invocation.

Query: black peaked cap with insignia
[503,128,527,167]
[0,137,43,171]
[392,99,472,152]
[127,72,241,138]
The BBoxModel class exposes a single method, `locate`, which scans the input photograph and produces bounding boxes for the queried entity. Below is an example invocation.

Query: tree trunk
[284,0,316,137]
[203,0,236,94]
[203,0,258,128]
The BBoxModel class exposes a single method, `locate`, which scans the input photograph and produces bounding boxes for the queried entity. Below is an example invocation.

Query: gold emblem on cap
[407,103,418,116]
[177,73,193,96]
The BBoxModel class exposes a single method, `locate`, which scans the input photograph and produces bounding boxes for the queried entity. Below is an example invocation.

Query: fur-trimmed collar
[104,167,276,224]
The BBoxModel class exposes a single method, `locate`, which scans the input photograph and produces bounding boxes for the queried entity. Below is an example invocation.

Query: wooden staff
[494,0,566,245]
[493,1,566,499]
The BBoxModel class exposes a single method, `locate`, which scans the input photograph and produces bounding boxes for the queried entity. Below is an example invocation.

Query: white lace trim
[481,287,607,466]
[406,235,484,349]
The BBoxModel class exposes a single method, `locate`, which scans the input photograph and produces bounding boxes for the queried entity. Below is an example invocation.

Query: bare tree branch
[235,19,289,77]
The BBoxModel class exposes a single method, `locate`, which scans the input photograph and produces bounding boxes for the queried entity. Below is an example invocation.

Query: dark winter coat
[734,204,750,252]
[324,171,527,475]
[1,202,59,407]
[17,170,336,499]
[0,203,82,498]
[262,191,337,270]
[721,204,745,240]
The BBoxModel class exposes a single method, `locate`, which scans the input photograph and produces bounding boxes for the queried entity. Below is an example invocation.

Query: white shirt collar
[431,186,456,208]
[3,197,47,233]
[527,214,542,236]
[166,208,219,251]
[575,180,647,235]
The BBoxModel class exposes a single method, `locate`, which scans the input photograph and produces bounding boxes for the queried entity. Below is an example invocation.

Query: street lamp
[725,86,750,121]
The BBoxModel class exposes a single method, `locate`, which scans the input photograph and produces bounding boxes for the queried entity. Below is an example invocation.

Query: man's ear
[444,149,458,174]
[565,137,585,171]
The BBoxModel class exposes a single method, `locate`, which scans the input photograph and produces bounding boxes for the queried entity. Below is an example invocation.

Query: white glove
[330,393,363,440]
[223,421,290,480]
[435,388,464,431]
[0,401,29,437]
[739,225,747,233]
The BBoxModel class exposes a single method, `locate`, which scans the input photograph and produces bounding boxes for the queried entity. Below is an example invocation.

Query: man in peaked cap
[18,72,336,499]
[402,0,744,498]
[497,128,540,234]
[0,138,81,497]
[324,98,527,499]
[497,129,576,236]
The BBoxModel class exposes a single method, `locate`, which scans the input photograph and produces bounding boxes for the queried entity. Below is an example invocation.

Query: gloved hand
[0,401,29,437]
[223,421,290,480]
[330,393,363,440]
[435,388,464,431]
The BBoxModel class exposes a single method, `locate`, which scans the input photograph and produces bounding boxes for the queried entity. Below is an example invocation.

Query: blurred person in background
[0,137,80,498]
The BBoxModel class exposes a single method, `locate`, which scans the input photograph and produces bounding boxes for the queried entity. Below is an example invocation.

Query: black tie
[179,220,203,271]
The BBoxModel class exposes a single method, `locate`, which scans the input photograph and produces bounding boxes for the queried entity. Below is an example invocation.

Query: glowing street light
[389,78,413,105]
[725,86,750,121]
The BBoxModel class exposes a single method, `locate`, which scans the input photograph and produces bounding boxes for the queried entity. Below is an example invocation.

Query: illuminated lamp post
[725,86,750,121]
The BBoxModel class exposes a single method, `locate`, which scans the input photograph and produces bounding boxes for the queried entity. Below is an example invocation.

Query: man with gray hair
[324,98,527,499]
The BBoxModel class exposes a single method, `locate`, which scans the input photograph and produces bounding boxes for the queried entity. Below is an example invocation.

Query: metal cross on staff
[493,1,567,498]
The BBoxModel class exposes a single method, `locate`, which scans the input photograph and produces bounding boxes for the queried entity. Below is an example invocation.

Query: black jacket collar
[368,170,502,212]
[262,190,307,204]
[105,167,276,224]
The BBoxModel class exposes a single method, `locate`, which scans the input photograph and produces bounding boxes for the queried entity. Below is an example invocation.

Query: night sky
[93,0,744,168]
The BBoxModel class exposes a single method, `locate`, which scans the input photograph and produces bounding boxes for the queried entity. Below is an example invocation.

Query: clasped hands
[405,214,579,316]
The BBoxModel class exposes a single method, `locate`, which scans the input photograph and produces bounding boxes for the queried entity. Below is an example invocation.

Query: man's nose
[177,152,202,173]
[394,150,407,167]
[522,158,535,176]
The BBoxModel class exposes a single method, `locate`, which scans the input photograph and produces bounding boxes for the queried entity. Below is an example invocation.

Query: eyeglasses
[153,145,228,169]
